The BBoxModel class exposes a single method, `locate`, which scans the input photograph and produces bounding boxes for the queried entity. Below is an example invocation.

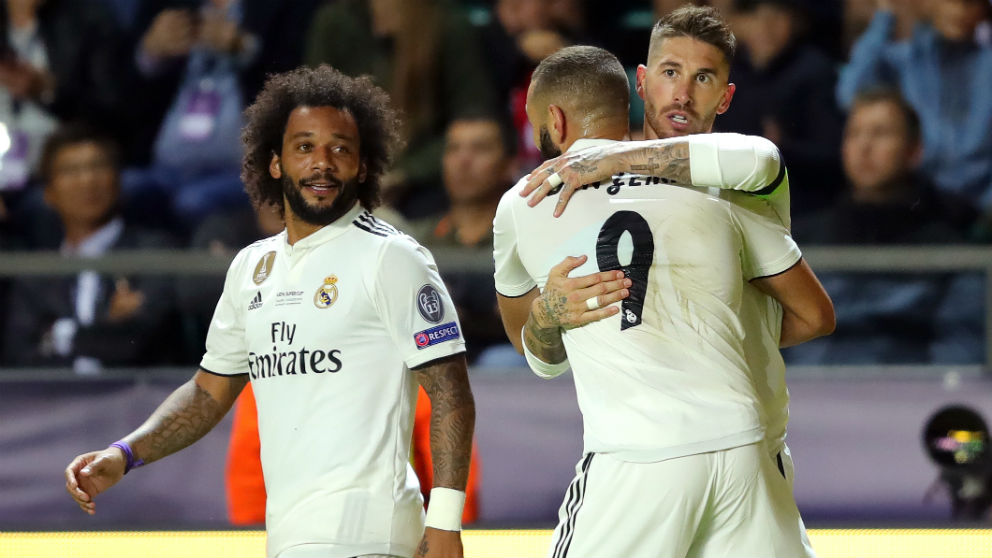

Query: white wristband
[522,326,570,379]
[425,487,466,531]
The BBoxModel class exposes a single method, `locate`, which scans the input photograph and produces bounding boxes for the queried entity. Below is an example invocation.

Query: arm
[836,9,901,109]
[522,134,784,216]
[412,354,475,558]
[64,370,248,515]
[751,259,835,347]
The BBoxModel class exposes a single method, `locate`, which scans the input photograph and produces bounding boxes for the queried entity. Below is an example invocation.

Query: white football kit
[201,204,465,558]
[493,138,808,557]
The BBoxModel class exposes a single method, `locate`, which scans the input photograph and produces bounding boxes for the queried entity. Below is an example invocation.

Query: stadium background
[1,0,991,556]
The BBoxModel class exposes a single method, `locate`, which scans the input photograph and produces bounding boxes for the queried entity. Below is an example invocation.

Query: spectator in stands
[481,0,573,173]
[305,0,497,218]
[407,115,517,364]
[1,124,181,372]
[0,0,124,232]
[787,90,982,365]
[838,0,992,222]
[718,0,844,215]
[122,0,318,232]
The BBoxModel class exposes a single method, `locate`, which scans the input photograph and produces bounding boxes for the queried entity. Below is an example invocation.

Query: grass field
[2,528,991,558]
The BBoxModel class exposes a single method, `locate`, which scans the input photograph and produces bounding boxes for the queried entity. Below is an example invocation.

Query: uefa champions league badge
[314,275,339,309]
[253,251,277,285]
[417,284,444,323]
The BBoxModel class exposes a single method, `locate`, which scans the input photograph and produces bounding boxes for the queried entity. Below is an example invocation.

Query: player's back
[494,161,765,463]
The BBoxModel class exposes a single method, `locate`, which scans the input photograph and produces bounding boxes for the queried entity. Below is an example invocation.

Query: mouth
[667,111,691,130]
[301,180,341,196]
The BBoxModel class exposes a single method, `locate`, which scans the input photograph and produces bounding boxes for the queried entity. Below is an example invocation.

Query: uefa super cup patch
[414,322,460,349]
[417,284,444,323]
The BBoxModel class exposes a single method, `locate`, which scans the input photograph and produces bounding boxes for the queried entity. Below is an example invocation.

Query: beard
[282,171,361,227]
[538,126,562,160]
[643,98,712,138]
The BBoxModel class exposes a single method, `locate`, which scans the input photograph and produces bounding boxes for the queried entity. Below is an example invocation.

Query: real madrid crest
[253,251,277,285]
[314,275,339,309]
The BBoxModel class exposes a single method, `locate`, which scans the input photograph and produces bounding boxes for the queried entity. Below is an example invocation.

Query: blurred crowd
[0,0,990,371]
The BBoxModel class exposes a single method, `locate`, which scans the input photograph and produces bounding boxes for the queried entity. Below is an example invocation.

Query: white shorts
[547,442,815,558]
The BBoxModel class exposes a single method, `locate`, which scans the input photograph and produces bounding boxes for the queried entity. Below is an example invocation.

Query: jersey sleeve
[200,248,251,375]
[493,188,537,297]
[373,236,466,369]
[687,133,785,194]
[730,191,802,281]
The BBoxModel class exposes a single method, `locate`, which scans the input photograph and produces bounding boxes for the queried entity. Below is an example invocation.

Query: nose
[311,146,337,172]
[673,80,693,108]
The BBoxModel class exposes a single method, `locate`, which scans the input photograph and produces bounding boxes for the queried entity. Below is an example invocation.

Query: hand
[533,255,630,331]
[521,144,626,217]
[0,59,51,100]
[64,447,126,515]
[414,527,463,558]
[517,29,569,63]
[106,278,145,322]
[199,9,242,54]
[141,9,197,58]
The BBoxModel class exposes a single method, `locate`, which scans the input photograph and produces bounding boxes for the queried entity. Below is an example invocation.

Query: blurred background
[1,0,991,551]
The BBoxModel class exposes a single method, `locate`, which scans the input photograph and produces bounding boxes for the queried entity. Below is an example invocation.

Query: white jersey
[201,204,465,558]
[725,176,794,452]
[493,138,800,463]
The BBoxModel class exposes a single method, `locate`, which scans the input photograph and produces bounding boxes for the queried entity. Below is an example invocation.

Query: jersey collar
[284,203,364,252]
[566,138,618,153]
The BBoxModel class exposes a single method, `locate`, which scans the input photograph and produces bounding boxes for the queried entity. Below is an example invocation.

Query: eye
[696,73,710,84]
[333,145,350,154]
[663,69,676,78]
[297,142,313,153]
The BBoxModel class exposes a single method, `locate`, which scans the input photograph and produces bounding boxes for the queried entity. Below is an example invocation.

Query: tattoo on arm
[570,161,598,175]
[630,142,691,184]
[415,355,475,491]
[524,311,567,364]
[126,376,245,465]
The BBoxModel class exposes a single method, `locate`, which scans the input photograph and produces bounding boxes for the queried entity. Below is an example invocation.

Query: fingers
[567,269,626,289]
[573,277,631,306]
[65,455,96,513]
[520,160,558,197]
[549,255,587,277]
[552,181,578,218]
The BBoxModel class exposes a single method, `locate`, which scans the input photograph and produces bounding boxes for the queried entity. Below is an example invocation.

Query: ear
[716,82,736,115]
[908,141,923,169]
[358,160,368,183]
[635,64,647,101]
[269,152,282,179]
[548,104,567,145]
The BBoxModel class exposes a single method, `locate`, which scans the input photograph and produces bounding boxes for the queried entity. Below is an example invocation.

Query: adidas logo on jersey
[248,291,263,311]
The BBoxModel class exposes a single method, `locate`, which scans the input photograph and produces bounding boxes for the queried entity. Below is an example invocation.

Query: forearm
[837,10,897,108]
[523,311,566,365]
[416,356,475,490]
[619,134,783,192]
[779,309,834,348]
[122,375,240,465]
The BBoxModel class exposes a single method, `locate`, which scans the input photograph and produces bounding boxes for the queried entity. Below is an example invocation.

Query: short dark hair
[241,65,403,214]
[650,5,736,67]
[851,88,921,143]
[39,123,120,184]
[448,111,519,158]
[530,45,629,118]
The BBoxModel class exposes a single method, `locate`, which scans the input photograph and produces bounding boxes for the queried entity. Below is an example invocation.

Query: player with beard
[65,65,475,558]
[504,7,832,556]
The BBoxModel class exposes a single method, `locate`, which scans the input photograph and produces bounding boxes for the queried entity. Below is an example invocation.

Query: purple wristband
[110,441,144,474]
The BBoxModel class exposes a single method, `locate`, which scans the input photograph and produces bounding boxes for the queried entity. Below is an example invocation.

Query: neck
[63,219,109,248]
[851,177,914,205]
[448,198,501,246]
[562,119,628,151]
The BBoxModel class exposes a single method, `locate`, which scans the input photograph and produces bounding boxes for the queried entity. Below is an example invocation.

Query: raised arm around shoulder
[685,133,783,193]
[751,259,835,347]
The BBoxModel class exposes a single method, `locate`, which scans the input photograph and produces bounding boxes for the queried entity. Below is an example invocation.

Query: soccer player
[493,43,832,556]
[64,66,475,558]
[506,7,834,556]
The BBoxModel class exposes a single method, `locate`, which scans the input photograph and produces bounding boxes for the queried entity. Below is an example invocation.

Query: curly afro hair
[241,64,403,214]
